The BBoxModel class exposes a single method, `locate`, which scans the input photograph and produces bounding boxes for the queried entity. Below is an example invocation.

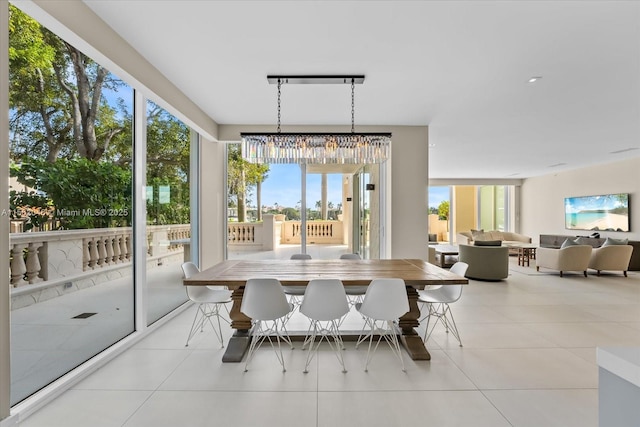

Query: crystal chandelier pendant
[241,75,391,164]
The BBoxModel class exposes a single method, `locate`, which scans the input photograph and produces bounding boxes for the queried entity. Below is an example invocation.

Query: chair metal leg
[303,320,347,373]
[244,319,289,373]
[186,302,231,348]
[361,319,405,372]
[421,302,463,347]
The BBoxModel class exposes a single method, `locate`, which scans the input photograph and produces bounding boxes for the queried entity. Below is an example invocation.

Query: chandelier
[241,75,391,165]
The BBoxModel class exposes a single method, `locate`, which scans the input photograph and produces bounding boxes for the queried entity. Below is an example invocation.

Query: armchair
[588,245,633,277]
[458,244,509,281]
[536,245,593,277]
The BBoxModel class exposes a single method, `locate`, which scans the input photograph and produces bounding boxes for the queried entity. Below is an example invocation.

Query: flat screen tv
[564,193,630,232]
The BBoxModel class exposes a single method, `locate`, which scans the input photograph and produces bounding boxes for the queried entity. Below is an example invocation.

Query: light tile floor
[17,259,640,427]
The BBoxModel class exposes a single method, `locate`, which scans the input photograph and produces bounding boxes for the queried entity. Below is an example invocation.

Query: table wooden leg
[222,286,252,362]
[398,286,431,360]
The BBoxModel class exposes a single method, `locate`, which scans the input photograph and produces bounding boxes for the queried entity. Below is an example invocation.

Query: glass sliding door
[428,186,451,243]
[478,185,508,232]
[8,6,134,404]
[226,143,301,260]
[145,101,191,325]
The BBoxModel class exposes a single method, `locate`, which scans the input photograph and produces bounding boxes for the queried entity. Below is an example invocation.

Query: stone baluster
[83,238,91,271]
[105,235,114,266]
[25,242,44,283]
[112,235,121,264]
[10,243,28,287]
[97,236,107,267]
[89,237,99,269]
[126,234,132,260]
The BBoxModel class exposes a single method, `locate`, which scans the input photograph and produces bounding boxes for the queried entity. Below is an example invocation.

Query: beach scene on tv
[565,193,630,232]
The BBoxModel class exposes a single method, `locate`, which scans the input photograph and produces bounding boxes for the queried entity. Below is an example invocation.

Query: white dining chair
[299,278,350,373]
[418,261,468,347]
[339,254,368,307]
[355,278,410,372]
[241,278,294,372]
[283,253,312,314]
[181,262,232,348]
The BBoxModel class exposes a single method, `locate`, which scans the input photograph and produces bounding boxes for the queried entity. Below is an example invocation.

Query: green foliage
[281,207,300,220]
[8,10,191,230]
[438,200,450,221]
[11,159,132,229]
[227,144,269,222]
[8,189,53,231]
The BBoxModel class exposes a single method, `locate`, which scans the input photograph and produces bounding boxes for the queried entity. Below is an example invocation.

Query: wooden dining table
[183,258,468,362]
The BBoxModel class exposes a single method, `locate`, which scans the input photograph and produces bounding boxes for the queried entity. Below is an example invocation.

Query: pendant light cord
[277,78,282,134]
[351,78,355,134]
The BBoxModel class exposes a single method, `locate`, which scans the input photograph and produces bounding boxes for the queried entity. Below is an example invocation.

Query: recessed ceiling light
[428,143,436,148]
[528,76,542,83]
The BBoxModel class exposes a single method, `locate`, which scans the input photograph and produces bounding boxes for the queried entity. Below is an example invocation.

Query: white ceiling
[83,0,640,179]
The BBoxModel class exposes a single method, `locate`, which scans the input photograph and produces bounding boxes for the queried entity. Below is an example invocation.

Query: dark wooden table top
[184,259,468,289]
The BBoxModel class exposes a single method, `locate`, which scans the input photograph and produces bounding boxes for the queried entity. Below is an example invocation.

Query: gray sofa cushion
[474,240,502,246]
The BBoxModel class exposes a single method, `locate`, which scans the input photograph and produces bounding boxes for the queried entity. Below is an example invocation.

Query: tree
[9,7,191,229]
[438,200,450,221]
[11,159,132,229]
[227,145,269,222]
[9,5,126,163]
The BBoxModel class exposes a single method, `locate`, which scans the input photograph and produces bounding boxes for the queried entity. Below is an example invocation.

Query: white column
[133,90,148,329]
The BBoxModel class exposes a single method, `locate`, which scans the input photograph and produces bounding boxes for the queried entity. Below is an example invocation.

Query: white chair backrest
[449,261,468,277]
[241,278,291,321]
[359,278,409,320]
[340,253,361,260]
[291,253,312,260]
[300,278,349,321]
[441,262,468,301]
[181,262,208,300]
[181,261,200,279]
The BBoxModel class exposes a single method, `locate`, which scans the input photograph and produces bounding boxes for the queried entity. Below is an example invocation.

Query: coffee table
[434,244,459,268]
[516,244,537,266]
[502,242,538,266]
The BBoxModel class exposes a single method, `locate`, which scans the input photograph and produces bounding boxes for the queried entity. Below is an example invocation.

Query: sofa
[458,244,509,281]
[536,245,593,277]
[588,245,634,277]
[457,230,531,246]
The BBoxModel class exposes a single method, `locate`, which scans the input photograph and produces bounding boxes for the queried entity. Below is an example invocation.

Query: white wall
[199,138,227,269]
[521,157,640,244]
[217,125,429,260]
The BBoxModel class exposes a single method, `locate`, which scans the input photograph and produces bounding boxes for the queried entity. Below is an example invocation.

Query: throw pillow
[470,229,485,240]
[560,238,579,249]
[602,237,629,247]
[474,240,502,247]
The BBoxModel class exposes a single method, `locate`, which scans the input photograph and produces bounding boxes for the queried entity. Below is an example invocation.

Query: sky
[429,186,450,209]
[246,164,344,209]
[249,167,451,209]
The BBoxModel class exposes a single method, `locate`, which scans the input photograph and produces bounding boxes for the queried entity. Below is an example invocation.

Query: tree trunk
[238,168,246,222]
[256,180,262,221]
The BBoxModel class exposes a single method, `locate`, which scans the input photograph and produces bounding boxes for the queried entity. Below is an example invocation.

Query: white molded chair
[299,278,350,373]
[241,278,294,372]
[355,278,410,372]
[284,254,312,309]
[181,262,232,348]
[418,261,468,347]
[339,254,368,306]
